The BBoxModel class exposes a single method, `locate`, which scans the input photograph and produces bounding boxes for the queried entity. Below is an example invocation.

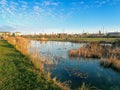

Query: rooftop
[108,32,120,34]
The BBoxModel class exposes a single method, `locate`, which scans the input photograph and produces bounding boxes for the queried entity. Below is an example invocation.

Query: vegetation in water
[1,37,72,90]
[78,83,99,90]
[100,58,120,71]
[1,36,119,89]
[100,40,120,71]
[69,42,104,58]
[69,41,120,72]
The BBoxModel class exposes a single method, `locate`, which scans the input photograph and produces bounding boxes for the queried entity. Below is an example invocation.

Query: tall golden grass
[69,42,120,59]
[100,58,120,71]
[6,36,70,90]
[6,36,30,55]
[52,77,70,90]
[69,42,103,58]
[78,82,99,90]
[69,42,120,71]
[30,48,70,90]
[30,50,44,73]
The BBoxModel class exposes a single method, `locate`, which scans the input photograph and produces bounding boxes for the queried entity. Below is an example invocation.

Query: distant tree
[112,39,120,47]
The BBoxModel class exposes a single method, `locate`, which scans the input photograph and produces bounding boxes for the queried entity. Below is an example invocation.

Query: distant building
[107,32,120,37]
[0,31,11,37]
[13,32,21,36]
[89,32,105,37]
[74,34,80,38]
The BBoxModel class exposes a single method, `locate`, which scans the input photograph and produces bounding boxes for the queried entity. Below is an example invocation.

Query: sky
[0,0,120,34]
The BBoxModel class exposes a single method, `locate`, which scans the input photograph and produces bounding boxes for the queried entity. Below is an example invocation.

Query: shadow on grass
[0,40,14,48]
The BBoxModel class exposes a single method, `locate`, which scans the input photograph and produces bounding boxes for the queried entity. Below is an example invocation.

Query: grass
[5,37,70,90]
[0,39,61,90]
[68,37,120,42]
[32,37,120,43]
[1,37,101,90]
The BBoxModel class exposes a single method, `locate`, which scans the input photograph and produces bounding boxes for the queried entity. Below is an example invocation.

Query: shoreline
[0,39,62,90]
[29,37,120,44]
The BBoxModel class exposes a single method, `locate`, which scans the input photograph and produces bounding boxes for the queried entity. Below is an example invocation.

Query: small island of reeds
[69,40,120,71]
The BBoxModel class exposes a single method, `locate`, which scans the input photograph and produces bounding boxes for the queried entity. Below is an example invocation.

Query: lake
[30,41,120,90]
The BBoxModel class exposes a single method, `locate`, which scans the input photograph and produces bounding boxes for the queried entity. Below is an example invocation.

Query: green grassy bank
[0,40,61,90]
[67,37,120,42]
[31,37,120,43]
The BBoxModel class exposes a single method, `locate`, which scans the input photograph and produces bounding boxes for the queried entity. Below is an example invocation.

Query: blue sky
[0,0,120,34]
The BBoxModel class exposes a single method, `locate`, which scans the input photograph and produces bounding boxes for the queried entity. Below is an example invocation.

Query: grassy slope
[0,40,61,90]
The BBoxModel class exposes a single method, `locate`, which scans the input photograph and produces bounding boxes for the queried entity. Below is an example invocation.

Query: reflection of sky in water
[30,41,120,90]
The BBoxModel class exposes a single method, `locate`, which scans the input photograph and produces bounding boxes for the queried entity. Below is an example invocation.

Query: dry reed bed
[100,58,120,71]
[69,42,120,71]
[6,37,30,55]
[30,48,70,90]
[69,42,104,58]
[69,42,120,59]
[30,51,70,90]
[108,47,120,59]
[5,37,44,72]
[100,46,120,71]
[6,36,70,90]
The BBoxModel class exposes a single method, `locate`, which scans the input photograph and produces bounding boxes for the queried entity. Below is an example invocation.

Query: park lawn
[0,40,61,90]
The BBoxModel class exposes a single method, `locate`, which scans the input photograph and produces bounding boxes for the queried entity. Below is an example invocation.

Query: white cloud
[0,0,7,6]
[9,1,18,11]
[19,1,28,10]
[33,6,44,15]
[93,0,120,7]
[43,1,51,6]
[41,0,59,7]
[94,0,109,7]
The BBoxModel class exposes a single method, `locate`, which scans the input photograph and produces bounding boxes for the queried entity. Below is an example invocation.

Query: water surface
[30,41,120,90]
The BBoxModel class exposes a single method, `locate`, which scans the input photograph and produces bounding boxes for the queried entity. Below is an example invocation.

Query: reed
[6,36,70,90]
[52,78,70,90]
[30,50,44,73]
[6,37,45,72]
[69,42,120,60]
[100,58,120,71]
[78,82,99,90]
[6,36,30,55]
[30,50,70,90]
[108,47,120,59]
[78,83,90,90]
[0,39,61,90]
[29,42,70,90]
[69,42,103,58]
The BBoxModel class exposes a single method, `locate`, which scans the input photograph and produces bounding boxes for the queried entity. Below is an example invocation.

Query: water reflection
[30,40,120,90]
